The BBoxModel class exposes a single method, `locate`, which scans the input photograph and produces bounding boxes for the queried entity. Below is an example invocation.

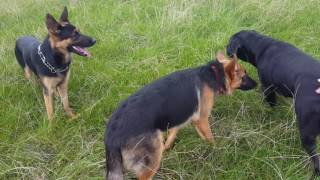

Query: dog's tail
[106,146,124,180]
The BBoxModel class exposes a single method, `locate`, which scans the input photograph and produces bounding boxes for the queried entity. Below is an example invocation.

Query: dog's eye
[74,31,80,38]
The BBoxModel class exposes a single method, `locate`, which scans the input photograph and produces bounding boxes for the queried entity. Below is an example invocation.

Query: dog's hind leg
[301,133,320,176]
[122,131,164,180]
[137,132,163,180]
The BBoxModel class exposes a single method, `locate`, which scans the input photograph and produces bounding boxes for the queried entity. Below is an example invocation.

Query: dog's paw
[67,111,79,120]
[206,137,214,144]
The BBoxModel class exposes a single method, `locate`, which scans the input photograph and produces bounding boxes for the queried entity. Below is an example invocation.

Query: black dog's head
[45,7,96,58]
[226,30,257,66]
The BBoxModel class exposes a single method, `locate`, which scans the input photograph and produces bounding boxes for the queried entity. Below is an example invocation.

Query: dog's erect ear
[46,13,60,34]
[59,6,69,23]
[216,51,225,62]
[232,54,239,71]
[224,58,237,78]
[216,51,229,64]
[231,53,238,60]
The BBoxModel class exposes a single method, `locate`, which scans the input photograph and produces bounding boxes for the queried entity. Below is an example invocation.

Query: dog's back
[106,68,201,145]
[15,36,40,71]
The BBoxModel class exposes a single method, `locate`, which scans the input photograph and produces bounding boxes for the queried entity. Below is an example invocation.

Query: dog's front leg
[301,133,320,176]
[262,84,277,107]
[43,87,54,122]
[57,73,75,118]
[192,117,214,143]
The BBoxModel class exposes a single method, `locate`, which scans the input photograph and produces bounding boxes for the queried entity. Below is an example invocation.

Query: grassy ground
[1,0,320,179]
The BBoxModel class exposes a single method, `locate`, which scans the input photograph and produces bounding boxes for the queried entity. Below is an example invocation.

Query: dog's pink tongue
[73,46,91,58]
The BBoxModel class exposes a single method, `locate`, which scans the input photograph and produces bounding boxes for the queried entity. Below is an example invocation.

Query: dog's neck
[200,61,226,95]
[39,37,71,72]
[43,36,72,65]
[242,34,275,66]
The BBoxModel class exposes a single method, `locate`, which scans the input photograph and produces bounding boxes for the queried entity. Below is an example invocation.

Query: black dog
[15,7,96,121]
[105,52,257,180]
[227,30,320,175]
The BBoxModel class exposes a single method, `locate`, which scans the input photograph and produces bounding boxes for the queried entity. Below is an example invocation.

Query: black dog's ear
[59,6,69,23]
[46,13,60,34]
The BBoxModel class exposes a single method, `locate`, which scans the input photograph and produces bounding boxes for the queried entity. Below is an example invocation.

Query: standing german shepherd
[227,30,320,176]
[15,7,96,121]
[105,52,257,180]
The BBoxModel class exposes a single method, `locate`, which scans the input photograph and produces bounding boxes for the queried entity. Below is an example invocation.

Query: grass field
[1,0,320,179]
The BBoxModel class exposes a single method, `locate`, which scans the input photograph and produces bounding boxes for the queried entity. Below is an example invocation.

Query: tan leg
[192,84,215,142]
[137,132,163,180]
[24,66,32,79]
[57,76,75,118]
[164,128,179,150]
[43,88,54,122]
[41,76,63,122]
[192,118,214,142]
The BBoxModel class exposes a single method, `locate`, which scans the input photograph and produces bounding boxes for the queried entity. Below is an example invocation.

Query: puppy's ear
[216,51,228,64]
[59,6,69,23]
[232,54,239,71]
[46,14,60,34]
[224,58,237,79]
[231,53,238,60]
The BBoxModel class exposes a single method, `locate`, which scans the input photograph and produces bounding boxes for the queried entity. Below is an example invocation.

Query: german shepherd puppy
[15,7,96,122]
[105,52,257,180]
[226,30,320,176]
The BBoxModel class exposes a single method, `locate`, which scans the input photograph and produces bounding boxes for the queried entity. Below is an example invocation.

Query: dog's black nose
[91,38,96,45]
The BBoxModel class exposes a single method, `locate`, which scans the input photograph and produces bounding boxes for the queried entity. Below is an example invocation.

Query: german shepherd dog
[15,7,96,122]
[227,30,320,176]
[105,52,257,180]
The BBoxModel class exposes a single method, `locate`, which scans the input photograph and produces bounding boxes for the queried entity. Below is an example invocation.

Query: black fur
[227,30,320,176]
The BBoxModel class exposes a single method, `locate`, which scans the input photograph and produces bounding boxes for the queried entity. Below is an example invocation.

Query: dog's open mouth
[72,46,91,58]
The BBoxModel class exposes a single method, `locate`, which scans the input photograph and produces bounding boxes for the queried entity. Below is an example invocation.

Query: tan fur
[164,127,178,150]
[48,35,72,63]
[40,71,74,121]
[217,53,247,95]
[41,76,62,121]
[122,131,164,180]
[57,71,75,118]
[24,66,32,79]
[192,83,214,142]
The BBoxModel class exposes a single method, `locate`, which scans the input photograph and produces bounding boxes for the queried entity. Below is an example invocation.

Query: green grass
[1,0,320,179]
